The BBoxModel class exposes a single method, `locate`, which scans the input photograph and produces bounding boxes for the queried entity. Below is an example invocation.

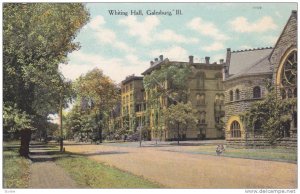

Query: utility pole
[59,94,63,152]
[139,102,143,147]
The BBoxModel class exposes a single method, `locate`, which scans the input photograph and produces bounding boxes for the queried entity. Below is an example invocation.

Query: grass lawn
[55,153,162,188]
[3,141,31,188]
[193,145,297,162]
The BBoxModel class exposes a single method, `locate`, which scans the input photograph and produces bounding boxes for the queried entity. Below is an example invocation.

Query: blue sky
[59,2,297,83]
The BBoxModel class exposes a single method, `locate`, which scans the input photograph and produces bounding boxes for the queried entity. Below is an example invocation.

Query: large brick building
[142,55,224,140]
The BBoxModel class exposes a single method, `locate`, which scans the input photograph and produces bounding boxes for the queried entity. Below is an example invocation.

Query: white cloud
[60,51,148,83]
[261,35,278,45]
[119,16,200,45]
[230,16,277,33]
[239,45,253,50]
[88,15,135,53]
[155,29,199,44]
[187,17,229,41]
[202,42,225,52]
[119,15,160,44]
[88,15,106,30]
[150,46,189,62]
[95,28,116,43]
[210,53,226,64]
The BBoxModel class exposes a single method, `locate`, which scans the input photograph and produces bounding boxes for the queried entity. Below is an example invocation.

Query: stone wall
[270,11,297,85]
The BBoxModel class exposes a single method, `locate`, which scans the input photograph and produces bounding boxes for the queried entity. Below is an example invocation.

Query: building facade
[142,55,224,141]
[120,75,145,132]
[223,10,297,147]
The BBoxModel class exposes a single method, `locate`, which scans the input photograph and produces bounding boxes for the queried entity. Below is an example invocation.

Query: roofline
[269,10,297,60]
[224,72,272,82]
[121,76,143,85]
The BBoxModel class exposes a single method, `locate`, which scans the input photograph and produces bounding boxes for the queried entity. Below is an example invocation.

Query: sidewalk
[28,143,77,188]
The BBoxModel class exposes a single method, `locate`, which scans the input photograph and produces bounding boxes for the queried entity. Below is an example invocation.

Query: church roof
[227,47,273,80]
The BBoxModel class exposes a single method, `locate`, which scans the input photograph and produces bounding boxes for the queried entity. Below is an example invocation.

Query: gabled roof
[269,10,297,60]
[227,48,273,80]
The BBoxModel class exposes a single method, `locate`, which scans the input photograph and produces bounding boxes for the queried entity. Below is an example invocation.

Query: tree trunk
[177,122,180,145]
[99,126,102,143]
[19,128,31,158]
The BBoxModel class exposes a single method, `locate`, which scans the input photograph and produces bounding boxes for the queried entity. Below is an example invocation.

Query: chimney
[150,61,154,66]
[189,55,194,64]
[155,58,158,62]
[220,59,224,64]
[226,48,231,65]
[159,55,163,61]
[223,48,231,81]
[205,56,210,64]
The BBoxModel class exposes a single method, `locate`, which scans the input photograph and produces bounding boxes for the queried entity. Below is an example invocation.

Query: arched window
[235,89,240,100]
[220,94,224,105]
[230,121,241,138]
[280,50,297,99]
[229,90,233,101]
[196,94,205,105]
[253,86,261,98]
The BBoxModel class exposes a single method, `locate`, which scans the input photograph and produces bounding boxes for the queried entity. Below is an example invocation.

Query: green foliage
[3,143,31,188]
[66,68,120,138]
[3,104,35,133]
[163,102,198,129]
[244,89,296,144]
[143,64,191,104]
[3,3,90,134]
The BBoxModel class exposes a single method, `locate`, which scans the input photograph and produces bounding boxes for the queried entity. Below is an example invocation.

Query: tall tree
[163,102,198,145]
[3,3,90,157]
[73,68,120,143]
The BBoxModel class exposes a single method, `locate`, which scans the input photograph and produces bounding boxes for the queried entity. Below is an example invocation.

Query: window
[215,95,220,104]
[220,94,224,105]
[280,50,297,99]
[235,89,240,100]
[196,72,205,89]
[196,94,205,105]
[130,94,133,102]
[254,120,262,135]
[253,86,261,98]
[230,121,241,138]
[199,112,206,124]
[229,90,233,101]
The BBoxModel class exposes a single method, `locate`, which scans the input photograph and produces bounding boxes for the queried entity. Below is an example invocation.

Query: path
[65,141,297,188]
[28,143,77,188]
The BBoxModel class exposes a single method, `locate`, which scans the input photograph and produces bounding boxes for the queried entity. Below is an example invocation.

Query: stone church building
[223,10,297,147]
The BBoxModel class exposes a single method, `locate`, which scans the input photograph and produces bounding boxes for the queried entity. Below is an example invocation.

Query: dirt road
[65,142,297,188]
